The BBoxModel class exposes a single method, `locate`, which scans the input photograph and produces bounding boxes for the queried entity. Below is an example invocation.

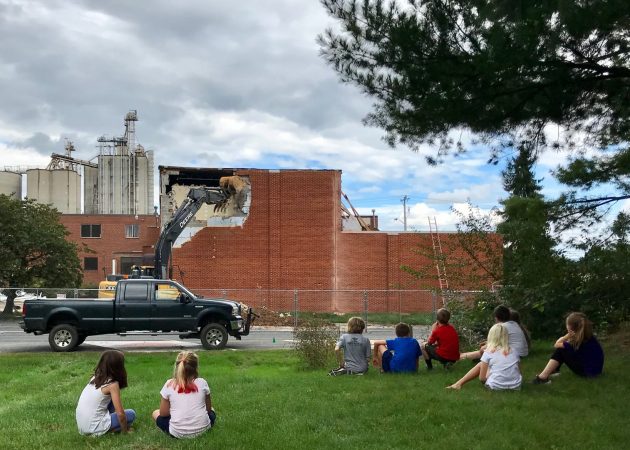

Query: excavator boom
[154,176,250,280]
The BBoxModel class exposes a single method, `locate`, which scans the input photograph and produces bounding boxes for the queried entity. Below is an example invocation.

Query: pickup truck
[19,279,255,352]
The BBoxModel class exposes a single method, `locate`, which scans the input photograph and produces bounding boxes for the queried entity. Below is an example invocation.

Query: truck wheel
[77,334,87,346]
[200,323,228,350]
[49,324,79,352]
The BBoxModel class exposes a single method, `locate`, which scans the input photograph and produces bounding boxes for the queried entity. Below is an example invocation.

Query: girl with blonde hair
[152,351,216,438]
[448,323,522,390]
[533,312,604,384]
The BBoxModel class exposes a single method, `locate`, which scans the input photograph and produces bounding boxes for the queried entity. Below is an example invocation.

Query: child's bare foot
[446,384,461,390]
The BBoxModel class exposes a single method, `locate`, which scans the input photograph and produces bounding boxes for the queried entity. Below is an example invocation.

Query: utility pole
[401,195,409,231]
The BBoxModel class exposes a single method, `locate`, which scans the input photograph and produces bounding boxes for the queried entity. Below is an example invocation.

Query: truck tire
[77,334,87,346]
[200,323,228,350]
[49,324,79,352]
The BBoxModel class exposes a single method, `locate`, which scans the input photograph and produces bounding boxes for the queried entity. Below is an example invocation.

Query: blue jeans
[107,401,136,431]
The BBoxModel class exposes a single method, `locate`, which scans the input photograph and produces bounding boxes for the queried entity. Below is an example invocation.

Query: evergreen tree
[320,0,630,208]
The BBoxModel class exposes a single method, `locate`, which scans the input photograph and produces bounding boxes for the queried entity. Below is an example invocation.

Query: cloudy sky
[0,0,579,231]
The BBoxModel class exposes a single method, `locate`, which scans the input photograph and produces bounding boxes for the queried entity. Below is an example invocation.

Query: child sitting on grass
[153,351,216,438]
[75,350,135,436]
[372,322,422,373]
[532,312,604,384]
[447,323,522,390]
[423,308,460,370]
[329,317,371,376]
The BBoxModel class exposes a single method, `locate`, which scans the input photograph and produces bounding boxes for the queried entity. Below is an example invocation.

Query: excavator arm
[154,176,249,280]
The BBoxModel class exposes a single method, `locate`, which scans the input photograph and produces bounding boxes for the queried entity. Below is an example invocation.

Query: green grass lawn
[1,340,628,450]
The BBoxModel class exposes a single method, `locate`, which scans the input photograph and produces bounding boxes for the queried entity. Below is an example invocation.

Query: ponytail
[566,312,593,349]
[169,351,199,393]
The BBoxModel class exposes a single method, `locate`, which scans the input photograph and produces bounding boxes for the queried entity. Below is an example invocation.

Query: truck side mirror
[179,293,190,304]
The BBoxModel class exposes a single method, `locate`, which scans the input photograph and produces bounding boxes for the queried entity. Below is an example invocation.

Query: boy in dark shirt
[372,323,422,373]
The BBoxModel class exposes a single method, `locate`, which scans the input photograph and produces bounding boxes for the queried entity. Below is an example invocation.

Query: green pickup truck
[19,279,255,352]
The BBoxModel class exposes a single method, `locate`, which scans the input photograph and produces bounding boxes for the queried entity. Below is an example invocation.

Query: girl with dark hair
[152,351,216,438]
[76,350,136,435]
[533,312,604,384]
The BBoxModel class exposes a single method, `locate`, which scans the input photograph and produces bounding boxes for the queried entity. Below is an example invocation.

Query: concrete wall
[27,169,80,213]
[0,171,21,198]
[83,166,98,214]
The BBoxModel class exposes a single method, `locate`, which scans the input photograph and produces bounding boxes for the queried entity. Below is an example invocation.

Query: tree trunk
[0,291,17,317]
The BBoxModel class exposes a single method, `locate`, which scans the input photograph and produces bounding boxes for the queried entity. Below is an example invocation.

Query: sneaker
[328,367,347,376]
[532,375,551,385]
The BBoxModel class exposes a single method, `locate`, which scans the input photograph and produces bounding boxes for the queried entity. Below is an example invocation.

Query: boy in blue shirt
[372,323,422,373]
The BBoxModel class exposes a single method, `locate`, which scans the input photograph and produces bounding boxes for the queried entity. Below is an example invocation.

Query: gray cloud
[0,0,516,230]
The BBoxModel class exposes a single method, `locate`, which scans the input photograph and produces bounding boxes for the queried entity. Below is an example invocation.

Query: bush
[293,318,339,369]
[446,291,499,350]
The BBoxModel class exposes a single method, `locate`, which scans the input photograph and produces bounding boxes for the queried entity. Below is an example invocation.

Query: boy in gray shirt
[329,317,371,376]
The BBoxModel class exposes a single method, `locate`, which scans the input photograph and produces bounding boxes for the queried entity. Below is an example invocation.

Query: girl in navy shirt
[533,312,604,384]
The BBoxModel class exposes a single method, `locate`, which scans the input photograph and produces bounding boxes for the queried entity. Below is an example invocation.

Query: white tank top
[75,379,112,436]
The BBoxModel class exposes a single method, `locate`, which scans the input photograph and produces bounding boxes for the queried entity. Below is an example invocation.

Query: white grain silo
[133,146,154,214]
[26,169,52,204]
[83,165,98,214]
[27,168,81,213]
[0,171,22,198]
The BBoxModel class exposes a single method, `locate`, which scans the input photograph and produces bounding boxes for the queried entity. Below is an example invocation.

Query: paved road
[0,321,427,353]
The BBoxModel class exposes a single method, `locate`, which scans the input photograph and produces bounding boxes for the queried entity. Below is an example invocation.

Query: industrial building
[0,110,154,215]
[1,110,497,314]
[152,167,497,313]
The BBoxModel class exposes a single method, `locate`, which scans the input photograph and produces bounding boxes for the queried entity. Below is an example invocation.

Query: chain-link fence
[2,286,482,326]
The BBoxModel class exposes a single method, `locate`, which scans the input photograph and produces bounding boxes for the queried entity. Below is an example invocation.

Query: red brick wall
[61,214,160,286]
[168,169,498,313]
[60,169,499,313]
[334,232,498,313]
[171,169,341,312]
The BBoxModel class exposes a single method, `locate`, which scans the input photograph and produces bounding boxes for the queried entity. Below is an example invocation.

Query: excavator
[97,176,250,298]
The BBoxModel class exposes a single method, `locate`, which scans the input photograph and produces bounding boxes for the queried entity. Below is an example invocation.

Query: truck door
[152,281,196,331]
[116,282,153,331]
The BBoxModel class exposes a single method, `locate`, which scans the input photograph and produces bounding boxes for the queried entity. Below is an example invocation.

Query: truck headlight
[232,304,239,316]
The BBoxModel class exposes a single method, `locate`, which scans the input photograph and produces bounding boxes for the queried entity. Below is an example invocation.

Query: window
[125,224,139,238]
[155,282,182,301]
[81,224,101,238]
[120,257,143,275]
[84,257,98,271]
[123,283,149,302]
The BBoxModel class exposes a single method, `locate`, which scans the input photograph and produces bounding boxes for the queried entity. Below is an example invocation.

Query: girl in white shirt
[479,323,522,390]
[75,350,136,435]
[152,351,216,438]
